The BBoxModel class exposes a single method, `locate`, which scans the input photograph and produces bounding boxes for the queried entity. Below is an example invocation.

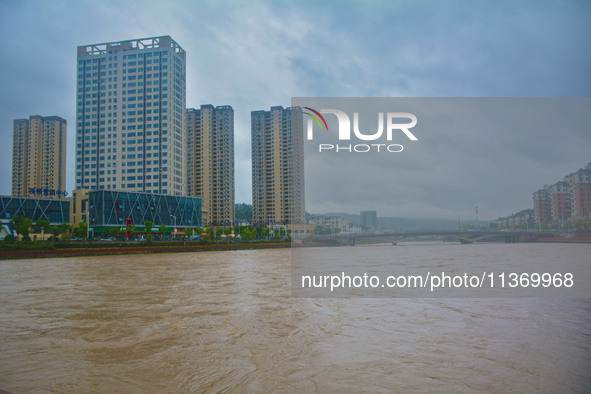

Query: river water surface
[1,244,590,392]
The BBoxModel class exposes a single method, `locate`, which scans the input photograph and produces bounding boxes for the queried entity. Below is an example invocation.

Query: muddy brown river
[1,245,590,392]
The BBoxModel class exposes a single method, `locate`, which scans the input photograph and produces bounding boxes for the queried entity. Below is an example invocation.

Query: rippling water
[1,245,590,392]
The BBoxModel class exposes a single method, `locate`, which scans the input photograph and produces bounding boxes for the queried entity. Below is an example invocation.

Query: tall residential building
[566,165,591,221]
[251,106,305,227]
[11,115,67,199]
[548,181,572,224]
[532,163,591,226]
[186,105,235,226]
[361,210,378,229]
[76,36,187,196]
[533,188,551,225]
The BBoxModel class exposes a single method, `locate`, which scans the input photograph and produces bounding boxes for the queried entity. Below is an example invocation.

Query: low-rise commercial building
[0,195,70,240]
[70,190,201,234]
[0,195,70,224]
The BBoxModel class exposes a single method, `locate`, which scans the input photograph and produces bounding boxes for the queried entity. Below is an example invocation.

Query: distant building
[251,106,305,227]
[361,210,377,230]
[498,209,534,228]
[566,165,591,221]
[291,223,315,241]
[532,162,591,226]
[76,36,187,195]
[549,181,572,224]
[309,215,362,234]
[12,115,67,199]
[533,188,552,225]
[187,105,234,226]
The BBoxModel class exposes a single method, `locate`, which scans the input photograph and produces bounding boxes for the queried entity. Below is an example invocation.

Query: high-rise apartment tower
[12,115,67,199]
[251,106,305,227]
[187,105,235,226]
[76,36,186,195]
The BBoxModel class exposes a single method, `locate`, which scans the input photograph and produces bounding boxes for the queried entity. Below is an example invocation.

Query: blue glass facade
[88,190,201,228]
[0,195,70,224]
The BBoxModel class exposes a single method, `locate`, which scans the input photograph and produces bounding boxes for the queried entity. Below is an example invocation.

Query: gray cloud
[295,98,591,220]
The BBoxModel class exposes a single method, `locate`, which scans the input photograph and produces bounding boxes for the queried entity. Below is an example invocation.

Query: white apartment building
[76,36,186,195]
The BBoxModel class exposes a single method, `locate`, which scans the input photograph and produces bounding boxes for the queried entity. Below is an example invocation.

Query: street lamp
[170,215,176,239]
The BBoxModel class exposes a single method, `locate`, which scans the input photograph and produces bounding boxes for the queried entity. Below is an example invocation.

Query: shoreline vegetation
[0,240,292,260]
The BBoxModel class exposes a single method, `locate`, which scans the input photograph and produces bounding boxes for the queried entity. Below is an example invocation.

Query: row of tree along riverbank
[0,240,291,260]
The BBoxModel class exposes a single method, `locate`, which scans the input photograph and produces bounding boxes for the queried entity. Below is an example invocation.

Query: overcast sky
[1,0,590,220]
[295,97,591,221]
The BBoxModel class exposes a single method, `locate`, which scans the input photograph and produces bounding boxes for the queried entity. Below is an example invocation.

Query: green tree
[61,223,72,240]
[19,218,33,242]
[275,228,283,240]
[241,227,255,241]
[195,227,204,239]
[49,225,62,242]
[235,203,253,222]
[103,227,119,240]
[255,226,269,240]
[127,224,136,241]
[159,224,167,241]
[9,216,24,241]
[74,222,88,242]
[145,220,154,242]
[3,234,15,242]
[184,227,193,239]
[35,219,51,240]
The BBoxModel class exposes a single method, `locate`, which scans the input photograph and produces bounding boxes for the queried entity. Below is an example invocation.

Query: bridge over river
[312,230,558,246]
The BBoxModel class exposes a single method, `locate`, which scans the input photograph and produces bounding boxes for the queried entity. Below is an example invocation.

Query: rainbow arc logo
[303,107,328,131]
[301,105,418,153]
